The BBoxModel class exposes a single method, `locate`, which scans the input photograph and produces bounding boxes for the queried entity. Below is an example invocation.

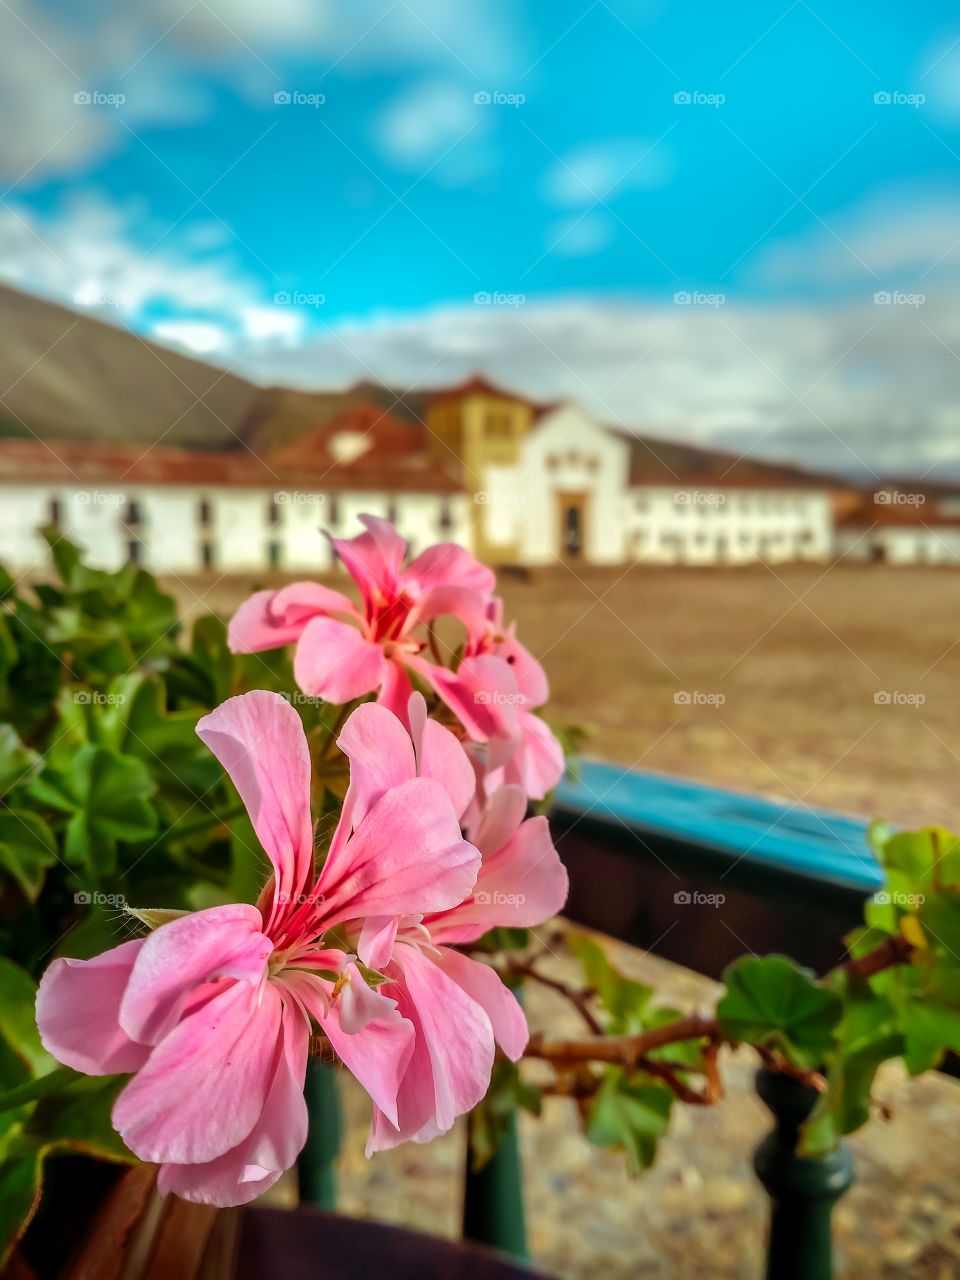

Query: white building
[0,378,844,575]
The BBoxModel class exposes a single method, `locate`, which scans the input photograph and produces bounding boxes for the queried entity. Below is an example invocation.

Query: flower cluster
[35,518,568,1206]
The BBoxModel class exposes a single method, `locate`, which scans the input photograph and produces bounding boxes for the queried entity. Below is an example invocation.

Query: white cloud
[0,192,283,346]
[542,137,675,207]
[375,79,487,172]
[751,184,960,289]
[0,0,521,185]
[239,293,960,479]
[151,318,231,355]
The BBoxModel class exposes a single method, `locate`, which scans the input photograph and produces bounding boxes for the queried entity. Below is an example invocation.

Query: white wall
[481,403,631,564]
[837,526,960,565]
[0,484,471,576]
[623,488,833,565]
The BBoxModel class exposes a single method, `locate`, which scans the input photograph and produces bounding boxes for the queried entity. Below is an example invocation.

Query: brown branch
[507,960,604,1035]
[844,932,915,980]
[525,1012,720,1071]
[756,1046,827,1092]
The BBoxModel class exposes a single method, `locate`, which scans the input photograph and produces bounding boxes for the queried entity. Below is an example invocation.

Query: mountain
[0,285,846,489]
[0,285,257,449]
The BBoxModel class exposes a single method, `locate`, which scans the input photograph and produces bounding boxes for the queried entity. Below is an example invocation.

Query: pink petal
[431,814,569,944]
[405,543,495,596]
[336,702,416,827]
[280,969,413,1128]
[410,654,521,766]
[471,784,527,855]
[406,586,490,648]
[377,660,415,723]
[196,693,316,926]
[508,711,565,800]
[432,948,529,1061]
[330,515,408,611]
[119,904,271,1046]
[113,979,283,1166]
[497,626,549,708]
[313,777,480,930]
[228,583,357,654]
[357,915,401,970]
[409,694,476,819]
[36,939,151,1076]
[156,990,309,1207]
[368,943,494,1149]
[293,616,386,702]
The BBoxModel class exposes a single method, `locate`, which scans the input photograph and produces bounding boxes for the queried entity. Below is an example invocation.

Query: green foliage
[585,1068,673,1175]
[567,933,653,1034]
[0,532,346,1261]
[717,955,842,1068]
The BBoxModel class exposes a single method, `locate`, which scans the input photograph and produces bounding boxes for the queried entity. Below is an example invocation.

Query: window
[126,499,141,526]
[127,540,142,565]
[266,496,279,526]
[386,498,398,524]
[48,497,62,525]
[486,410,512,439]
[201,541,215,569]
[438,499,453,533]
[268,540,282,570]
[328,495,340,525]
[198,498,212,526]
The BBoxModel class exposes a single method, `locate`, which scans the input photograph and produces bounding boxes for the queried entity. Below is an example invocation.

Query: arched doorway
[557,492,588,560]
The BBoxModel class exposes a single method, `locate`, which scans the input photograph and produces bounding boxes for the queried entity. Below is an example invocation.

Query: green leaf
[0,811,58,901]
[568,934,652,1033]
[0,959,54,1081]
[0,726,41,799]
[29,745,157,875]
[585,1068,672,1174]
[717,955,842,1067]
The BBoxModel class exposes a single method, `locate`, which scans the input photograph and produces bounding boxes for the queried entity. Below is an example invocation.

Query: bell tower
[425,376,534,560]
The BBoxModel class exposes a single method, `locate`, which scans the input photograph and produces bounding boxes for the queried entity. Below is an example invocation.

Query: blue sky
[2,0,960,473]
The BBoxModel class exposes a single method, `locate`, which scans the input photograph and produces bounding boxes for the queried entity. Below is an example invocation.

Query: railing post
[298,1058,342,1210]
[753,1067,854,1280]
[462,1106,529,1259]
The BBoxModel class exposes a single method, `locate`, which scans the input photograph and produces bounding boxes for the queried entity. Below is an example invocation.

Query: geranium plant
[0,516,956,1263]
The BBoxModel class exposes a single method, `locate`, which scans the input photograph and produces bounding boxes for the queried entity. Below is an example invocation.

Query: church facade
[0,376,900,576]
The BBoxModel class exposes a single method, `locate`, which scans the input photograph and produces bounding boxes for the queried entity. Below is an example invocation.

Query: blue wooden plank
[552,761,884,894]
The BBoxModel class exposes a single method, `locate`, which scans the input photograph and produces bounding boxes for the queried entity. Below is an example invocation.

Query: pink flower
[442,598,565,801]
[36,691,480,1206]
[334,697,569,1151]
[228,515,497,724]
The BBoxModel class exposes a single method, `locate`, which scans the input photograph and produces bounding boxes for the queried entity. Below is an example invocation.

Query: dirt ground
[166,560,960,831]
